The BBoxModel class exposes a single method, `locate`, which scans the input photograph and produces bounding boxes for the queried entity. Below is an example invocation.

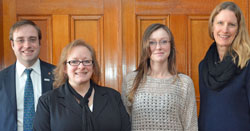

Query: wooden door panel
[188,16,212,89]
[188,15,213,114]
[71,16,103,55]
[71,15,105,84]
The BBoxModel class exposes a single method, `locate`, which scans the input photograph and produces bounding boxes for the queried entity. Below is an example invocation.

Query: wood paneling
[103,0,122,91]
[136,0,216,14]
[70,15,104,84]
[135,0,248,15]
[52,15,70,65]
[16,0,103,14]
[18,16,53,63]
[170,15,188,74]
[122,0,136,75]
[3,0,16,67]
[188,16,213,114]
[1,0,250,115]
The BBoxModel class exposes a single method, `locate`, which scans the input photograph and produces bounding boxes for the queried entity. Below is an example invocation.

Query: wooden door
[1,0,250,114]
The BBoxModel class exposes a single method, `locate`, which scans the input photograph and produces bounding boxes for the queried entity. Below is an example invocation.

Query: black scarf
[67,80,97,131]
[202,42,240,91]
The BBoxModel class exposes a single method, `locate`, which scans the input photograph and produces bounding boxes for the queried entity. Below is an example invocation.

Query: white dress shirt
[16,59,42,131]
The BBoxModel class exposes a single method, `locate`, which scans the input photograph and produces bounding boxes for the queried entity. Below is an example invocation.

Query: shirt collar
[16,59,41,77]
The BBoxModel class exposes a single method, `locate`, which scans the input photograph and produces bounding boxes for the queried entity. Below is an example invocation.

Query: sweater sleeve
[181,76,198,131]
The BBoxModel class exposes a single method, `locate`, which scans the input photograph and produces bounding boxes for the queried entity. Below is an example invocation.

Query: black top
[33,82,131,131]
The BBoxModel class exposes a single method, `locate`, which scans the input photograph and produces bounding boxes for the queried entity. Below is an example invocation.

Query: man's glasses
[66,60,93,66]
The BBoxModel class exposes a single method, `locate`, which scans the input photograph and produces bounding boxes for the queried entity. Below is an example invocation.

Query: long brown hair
[128,23,177,103]
[53,39,101,88]
[209,1,250,69]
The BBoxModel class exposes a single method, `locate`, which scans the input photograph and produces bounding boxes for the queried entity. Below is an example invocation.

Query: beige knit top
[121,72,198,131]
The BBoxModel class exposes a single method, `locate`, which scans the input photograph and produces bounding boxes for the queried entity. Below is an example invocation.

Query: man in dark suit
[0,20,55,131]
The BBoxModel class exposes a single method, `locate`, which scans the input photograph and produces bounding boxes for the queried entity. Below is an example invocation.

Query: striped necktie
[23,69,35,131]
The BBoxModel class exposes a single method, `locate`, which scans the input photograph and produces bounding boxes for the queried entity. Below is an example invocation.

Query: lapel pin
[44,78,50,82]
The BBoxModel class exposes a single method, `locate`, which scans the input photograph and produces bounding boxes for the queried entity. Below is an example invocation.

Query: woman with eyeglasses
[121,23,198,131]
[33,39,131,131]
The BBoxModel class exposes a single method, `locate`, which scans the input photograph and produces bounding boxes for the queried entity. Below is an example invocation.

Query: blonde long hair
[53,39,100,88]
[209,1,250,69]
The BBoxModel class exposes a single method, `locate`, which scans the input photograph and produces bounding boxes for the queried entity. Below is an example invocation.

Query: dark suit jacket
[33,82,131,131]
[0,60,55,131]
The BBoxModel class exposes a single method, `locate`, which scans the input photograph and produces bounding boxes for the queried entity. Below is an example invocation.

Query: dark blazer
[0,60,55,131]
[33,82,131,131]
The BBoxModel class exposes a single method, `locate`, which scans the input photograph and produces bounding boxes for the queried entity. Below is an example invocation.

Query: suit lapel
[40,60,54,94]
[4,64,17,114]
[93,85,108,118]
[57,84,82,116]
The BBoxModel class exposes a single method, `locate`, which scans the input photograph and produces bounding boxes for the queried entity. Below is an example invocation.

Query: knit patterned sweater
[122,72,198,131]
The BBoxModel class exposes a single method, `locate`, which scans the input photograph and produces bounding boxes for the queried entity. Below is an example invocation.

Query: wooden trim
[52,15,70,65]
[16,0,103,15]
[170,14,188,74]
[3,0,16,67]
[70,15,105,85]
[103,0,122,91]
[122,0,136,76]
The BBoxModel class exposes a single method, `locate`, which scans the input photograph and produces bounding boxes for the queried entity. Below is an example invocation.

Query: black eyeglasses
[66,60,93,66]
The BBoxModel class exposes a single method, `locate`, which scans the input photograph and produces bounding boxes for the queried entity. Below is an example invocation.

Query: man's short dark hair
[9,19,42,41]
